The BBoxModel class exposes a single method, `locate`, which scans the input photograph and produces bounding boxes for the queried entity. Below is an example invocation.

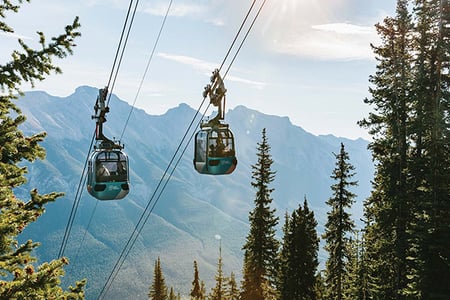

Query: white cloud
[267,20,379,60]
[157,52,265,88]
[141,2,206,18]
[0,31,31,40]
[139,1,234,27]
[157,52,216,72]
[272,22,379,60]
[205,17,225,27]
[258,0,383,60]
[225,74,265,89]
[312,23,374,35]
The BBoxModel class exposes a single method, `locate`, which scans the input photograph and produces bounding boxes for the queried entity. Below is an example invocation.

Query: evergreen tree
[359,1,415,297]
[278,198,319,300]
[209,241,225,300]
[240,128,279,300]
[190,260,205,300]
[345,231,367,300]
[168,287,176,300]
[301,199,320,299]
[360,0,450,298]
[322,143,357,300]
[0,1,84,298]
[407,0,450,298]
[314,272,326,300]
[201,281,207,300]
[277,212,290,297]
[225,272,239,300]
[149,257,168,300]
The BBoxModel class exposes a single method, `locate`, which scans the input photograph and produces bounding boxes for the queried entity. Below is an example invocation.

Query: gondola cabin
[194,124,237,175]
[87,149,129,200]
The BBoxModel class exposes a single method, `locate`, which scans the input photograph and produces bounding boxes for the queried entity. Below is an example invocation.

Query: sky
[1,0,396,140]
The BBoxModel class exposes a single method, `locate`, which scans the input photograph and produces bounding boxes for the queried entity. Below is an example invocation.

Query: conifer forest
[1,0,449,299]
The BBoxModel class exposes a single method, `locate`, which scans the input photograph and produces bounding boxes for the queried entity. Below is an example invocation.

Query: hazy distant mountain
[16,86,374,299]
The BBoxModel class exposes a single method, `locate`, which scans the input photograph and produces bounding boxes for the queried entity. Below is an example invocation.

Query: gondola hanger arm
[203,69,227,126]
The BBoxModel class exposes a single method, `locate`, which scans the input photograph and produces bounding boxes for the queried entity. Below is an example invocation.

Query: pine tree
[359,0,450,298]
[314,272,326,300]
[209,241,225,300]
[0,1,84,298]
[278,198,319,300]
[277,212,290,297]
[190,260,205,300]
[407,0,450,298]
[358,1,414,297]
[322,143,357,300]
[168,287,176,300]
[345,231,367,300]
[149,257,168,300]
[301,199,320,299]
[201,281,206,300]
[225,272,239,300]
[240,128,279,300]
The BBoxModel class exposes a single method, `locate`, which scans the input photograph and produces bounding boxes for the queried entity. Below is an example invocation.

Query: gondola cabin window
[195,131,207,163]
[208,128,235,157]
[87,149,129,200]
[95,151,128,182]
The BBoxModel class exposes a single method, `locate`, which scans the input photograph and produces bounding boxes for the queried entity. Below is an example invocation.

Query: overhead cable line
[58,136,93,258]
[97,102,208,300]
[106,0,140,103]
[218,0,257,72]
[223,0,267,79]
[70,197,99,264]
[96,0,268,298]
[98,1,177,297]
[58,0,140,259]
[120,0,174,141]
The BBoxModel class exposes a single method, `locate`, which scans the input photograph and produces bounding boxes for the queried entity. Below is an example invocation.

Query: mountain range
[16,86,374,299]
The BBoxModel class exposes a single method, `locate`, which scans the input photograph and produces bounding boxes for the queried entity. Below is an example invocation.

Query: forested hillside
[15,86,373,298]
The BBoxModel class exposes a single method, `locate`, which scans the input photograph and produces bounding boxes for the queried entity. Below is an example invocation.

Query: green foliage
[149,257,168,300]
[314,272,326,299]
[322,143,357,300]
[360,0,450,298]
[241,128,279,300]
[359,0,414,295]
[278,198,319,300]
[345,231,368,299]
[208,246,225,300]
[168,287,182,300]
[0,0,84,298]
[190,260,205,300]
[224,272,239,300]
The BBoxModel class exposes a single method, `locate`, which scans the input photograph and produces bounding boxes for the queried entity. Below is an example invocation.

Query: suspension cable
[57,0,140,259]
[106,0,140,106]
[106,0,140,100]
[120,0,174,141]
[97,1,268,298]
[98,99,207,299]
[99,104,210,300]
[58,132,94,258]
[219,0,257,72]
[70,193,99,267]
[224,0,267,79]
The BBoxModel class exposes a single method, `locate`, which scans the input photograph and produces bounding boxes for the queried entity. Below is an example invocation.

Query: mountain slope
[16,86,373,299]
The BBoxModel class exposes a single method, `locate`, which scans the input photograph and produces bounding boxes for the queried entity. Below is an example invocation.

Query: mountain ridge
[16,85,374,299]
